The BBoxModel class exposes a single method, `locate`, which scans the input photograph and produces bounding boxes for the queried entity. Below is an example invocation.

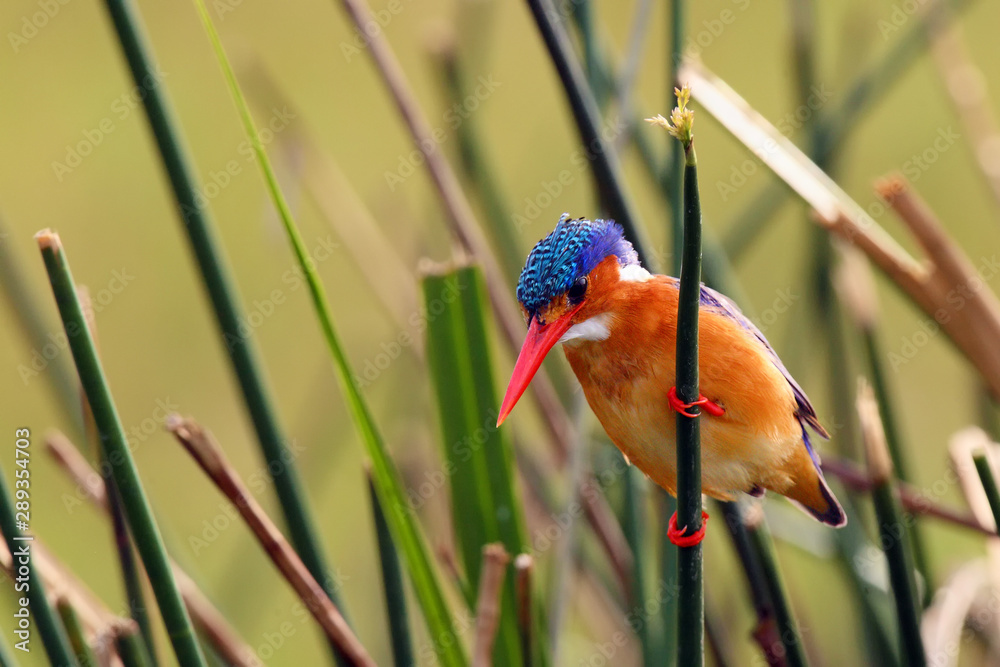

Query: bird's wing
[692,281,831,441]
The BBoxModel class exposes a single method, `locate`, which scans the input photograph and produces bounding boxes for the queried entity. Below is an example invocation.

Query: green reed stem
[100,447,156,661]
[366,471,415,667]
[56,599,98,667]
[746,515,808,667]
[861,329,932,605]
[978,385,1000,442]
[116,623,154,667]
[0,470,76,666]
[620,464,652,663]
[97,1,342,647]
[36,231,205,667]
[674,135,704,667]
[974,452,1000,537]
[872,478,924,667]
[662,8,686,659]
[861,388,924,667]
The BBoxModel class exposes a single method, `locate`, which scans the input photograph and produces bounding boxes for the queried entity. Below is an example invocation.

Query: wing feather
[685,280,830,441]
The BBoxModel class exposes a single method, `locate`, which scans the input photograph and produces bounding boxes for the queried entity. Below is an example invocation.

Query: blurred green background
[3,0,1000,664]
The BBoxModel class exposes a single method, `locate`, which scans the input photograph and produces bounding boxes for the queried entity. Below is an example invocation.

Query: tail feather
[782,445,847,527]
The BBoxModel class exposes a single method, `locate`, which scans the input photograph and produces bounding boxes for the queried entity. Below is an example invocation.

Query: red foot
[668,510,710,547]
[668,386,725,418]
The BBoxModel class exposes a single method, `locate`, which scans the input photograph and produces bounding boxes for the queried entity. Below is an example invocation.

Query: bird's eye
[567,276,588,304]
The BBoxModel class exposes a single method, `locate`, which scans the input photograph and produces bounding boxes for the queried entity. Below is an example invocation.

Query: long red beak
[497,303,584,427]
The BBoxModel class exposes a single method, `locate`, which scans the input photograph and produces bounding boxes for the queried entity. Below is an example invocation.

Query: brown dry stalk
[44,429,259,667]
[45,430,107,509]
[166,416,374,667]
[877,178,1000,389]
[472,544,510,667]
[682,60,1000,400]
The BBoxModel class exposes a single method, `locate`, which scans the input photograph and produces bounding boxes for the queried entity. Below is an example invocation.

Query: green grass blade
[97,1,343,646]
[188,5,466,664]
[0,466,76,666]
[422,265,528,666]
[366,471,415,667]
[35,231,206,667]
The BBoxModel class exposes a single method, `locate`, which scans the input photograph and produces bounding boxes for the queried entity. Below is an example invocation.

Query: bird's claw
[668,386,725,418]
[668,510,709,547]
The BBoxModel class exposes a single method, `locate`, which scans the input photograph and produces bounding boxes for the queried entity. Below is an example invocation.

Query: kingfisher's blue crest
[516,214,638,317]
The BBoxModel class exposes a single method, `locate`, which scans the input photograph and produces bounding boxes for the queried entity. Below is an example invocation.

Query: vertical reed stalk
[103,470,156,661]
[56,598,98,667]
[861,329,932,605]
[858,382,924,667]
[621,464,652,661]
[744,509,809,667]
[652,88,704,667]
[973,450,1000,531]
[366,471,414,667]
[115,621,154,667]
[96,0,341,641]
[35,230,206,667]
[839,252,933,605]
[664,7,686,662]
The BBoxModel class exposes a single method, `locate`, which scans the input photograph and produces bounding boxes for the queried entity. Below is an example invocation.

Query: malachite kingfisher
[497,215,846,529]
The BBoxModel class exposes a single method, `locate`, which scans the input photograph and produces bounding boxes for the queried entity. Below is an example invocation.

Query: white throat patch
[619,264,652,282]
[560,313,612,344]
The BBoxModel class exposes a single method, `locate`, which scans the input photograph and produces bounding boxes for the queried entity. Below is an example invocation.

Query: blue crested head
[516,214,638,317]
